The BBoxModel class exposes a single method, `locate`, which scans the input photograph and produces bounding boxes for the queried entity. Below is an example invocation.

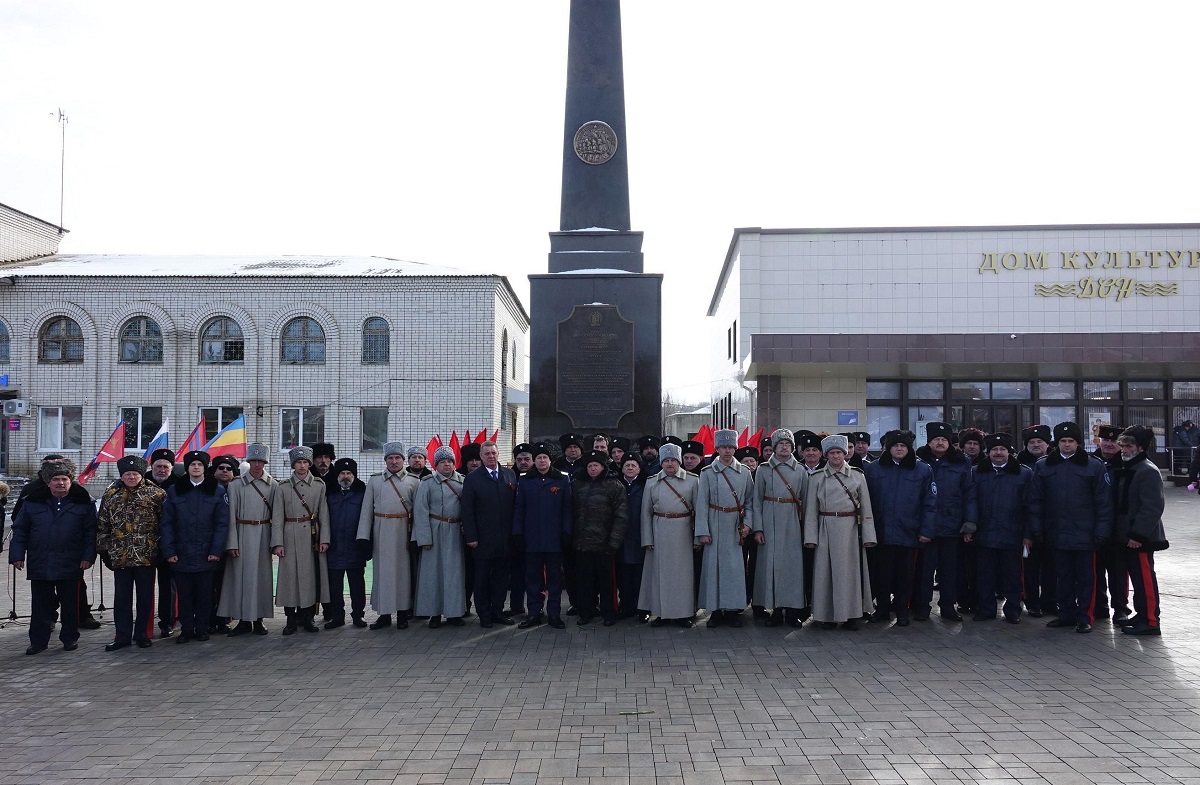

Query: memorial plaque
[556,305,635,428]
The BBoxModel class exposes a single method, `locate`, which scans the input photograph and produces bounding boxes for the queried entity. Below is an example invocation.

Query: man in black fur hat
[914,422,976,622]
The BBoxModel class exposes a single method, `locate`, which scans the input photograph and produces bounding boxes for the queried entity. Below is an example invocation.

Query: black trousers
[408,542,420,616]
[956,539,977,610]
[875,545,918,618]
[918,537,959,614]
[174,570,214,636]
[1093,542,1130,617]
[562,549,579,609]
[1023,542,1057,614]
[975,546,1022,619]
[472,554,508,621]
[574,551,617,621]
[742,539,760,609]
[113,566,156,644]
[508,549,527,611]
[1053,549,1096,625]
[524,551,563,617]
[326,567,367,622]
[616,558,644,614]
[156,561,176,631]
[31,579,79,647]
[1125,550,1161,628]
[209,560,227,628]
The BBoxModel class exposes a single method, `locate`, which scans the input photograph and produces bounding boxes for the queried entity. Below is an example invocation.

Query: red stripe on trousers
[1139,552,1159,627]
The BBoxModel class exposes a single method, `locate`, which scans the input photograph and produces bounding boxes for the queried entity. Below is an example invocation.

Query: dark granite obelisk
[529,0,663,443]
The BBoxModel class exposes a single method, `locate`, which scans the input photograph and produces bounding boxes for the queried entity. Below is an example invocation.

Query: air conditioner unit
[2,399,27,417]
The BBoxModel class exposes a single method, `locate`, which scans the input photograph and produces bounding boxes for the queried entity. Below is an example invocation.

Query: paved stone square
[1,487,1198,784]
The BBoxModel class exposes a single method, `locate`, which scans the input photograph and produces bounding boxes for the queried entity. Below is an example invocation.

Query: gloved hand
[1095,536,1109,548]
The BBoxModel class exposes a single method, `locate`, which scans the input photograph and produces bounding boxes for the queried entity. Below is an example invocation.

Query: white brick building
[0,252,529,479]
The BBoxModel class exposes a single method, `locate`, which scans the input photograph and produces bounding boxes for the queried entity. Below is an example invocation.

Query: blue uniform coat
[1030,449,1114,550]
[915,445,978,537]
[326,479,369,569]
[972,458,1036,550]
[512,468,572,552]
[9,484,97,581]
[863,452,937,546]
[161,477,230,572]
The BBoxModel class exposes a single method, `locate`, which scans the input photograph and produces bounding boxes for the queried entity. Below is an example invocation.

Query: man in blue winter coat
[1030,421,1114,634]
[913,422,977,622]
[161,450,230,643]
[9,459,96,655]
[970,433,1036,623]
[512,443,572,630]
[863,429,936,626]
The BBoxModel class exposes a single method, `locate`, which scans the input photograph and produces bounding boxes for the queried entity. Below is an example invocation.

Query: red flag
[490,428,499,442]
[475,429,487,444]
[175,419,207,463]
[78,420,126,485]
[749,427,764,448]
[462,429,472,447]
[737,427,749,448]
[449,431,461,467]
[425,435,444,461]
[697,424,715,455]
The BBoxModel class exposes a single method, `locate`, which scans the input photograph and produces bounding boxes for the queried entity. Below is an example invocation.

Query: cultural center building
[707,223,1200,464]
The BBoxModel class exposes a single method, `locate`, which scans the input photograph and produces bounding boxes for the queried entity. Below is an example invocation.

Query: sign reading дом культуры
[979,249,1188,302]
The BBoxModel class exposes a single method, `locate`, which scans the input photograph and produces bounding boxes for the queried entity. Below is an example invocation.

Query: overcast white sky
[3,2,1198,404]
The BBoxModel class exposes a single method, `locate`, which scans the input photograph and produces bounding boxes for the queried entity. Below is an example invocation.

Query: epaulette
[850,465,865,474]
[419,474,435,482]
[371,472,383,477]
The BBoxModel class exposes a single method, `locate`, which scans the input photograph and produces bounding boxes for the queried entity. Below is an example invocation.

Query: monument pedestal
[529,272,662,443]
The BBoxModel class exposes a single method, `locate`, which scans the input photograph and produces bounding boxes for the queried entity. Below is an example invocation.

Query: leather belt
[375,512,411,519]
[654,512,692,519]
[708,504,741,513]
[762,496,797,504]
[430,515,461,523]
[236,518,269,525]
[284,516,312,523]
[820,511,857,518]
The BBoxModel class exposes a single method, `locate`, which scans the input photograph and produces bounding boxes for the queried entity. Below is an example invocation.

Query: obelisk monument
[528,0,663,443]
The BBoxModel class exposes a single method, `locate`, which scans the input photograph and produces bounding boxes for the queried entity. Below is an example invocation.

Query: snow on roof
[0,254,484,279]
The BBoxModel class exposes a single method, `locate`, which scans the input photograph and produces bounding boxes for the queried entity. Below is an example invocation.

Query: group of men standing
[6,418,1169,655]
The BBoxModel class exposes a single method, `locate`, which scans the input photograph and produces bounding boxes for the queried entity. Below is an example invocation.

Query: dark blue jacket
[863,452,937,546]
[461,465,518,559]
[1111,452,1168,551]
[326,479,370,569]
[972,458,1036,550]
[915,445,978,538]
[9,484,97,581]
[513,468,572,552]
[619,473,646,564]
[161,477,230,572]
[1030,449,1113,550]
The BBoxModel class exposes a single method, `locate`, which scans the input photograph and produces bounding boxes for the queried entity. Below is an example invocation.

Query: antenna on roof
[55,108,67,234]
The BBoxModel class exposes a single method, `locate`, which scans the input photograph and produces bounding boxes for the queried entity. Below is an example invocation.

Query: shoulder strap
[660,475,694,516]
[829,469,861,513]
[386,474,413,514]
[442,477,462,501]
[718,466,743,513]
[290,480,315,519]
[772,463,802,507]
[247,477,272,513]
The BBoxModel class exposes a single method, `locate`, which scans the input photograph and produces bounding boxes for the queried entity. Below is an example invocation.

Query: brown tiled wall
[751,333,1200,364]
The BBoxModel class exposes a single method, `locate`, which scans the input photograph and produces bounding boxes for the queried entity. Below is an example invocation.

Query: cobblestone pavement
[1,487,1198,785]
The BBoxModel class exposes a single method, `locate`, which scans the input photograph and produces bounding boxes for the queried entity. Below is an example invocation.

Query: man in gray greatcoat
[412,446,468,628]
[218,443,277,636]
[695,429,752,628]
[271,446,330,635]
[356,441,416,630]
[753,429,808,628]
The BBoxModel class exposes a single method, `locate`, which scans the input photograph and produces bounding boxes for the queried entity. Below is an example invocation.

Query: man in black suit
[461,441,518,629]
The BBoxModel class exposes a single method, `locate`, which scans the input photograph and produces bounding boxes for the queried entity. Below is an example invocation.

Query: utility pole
[56,108,67,233]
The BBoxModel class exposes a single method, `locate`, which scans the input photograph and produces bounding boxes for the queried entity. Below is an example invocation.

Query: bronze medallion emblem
[573,120,618,165]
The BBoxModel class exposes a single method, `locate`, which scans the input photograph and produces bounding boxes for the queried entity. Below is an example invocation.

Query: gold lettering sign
[1033,277,1177,301]
[979,250,1200,274]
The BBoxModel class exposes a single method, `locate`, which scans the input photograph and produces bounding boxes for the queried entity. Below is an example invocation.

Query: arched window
[281,317,325,364]
[361,317,390,364]
[200,316,245,364]
[38,316,84,363]
[0,321,9,364]
[119,317,163,364]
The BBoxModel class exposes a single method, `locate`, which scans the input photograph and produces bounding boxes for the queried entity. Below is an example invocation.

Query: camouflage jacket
[97,481,167,568]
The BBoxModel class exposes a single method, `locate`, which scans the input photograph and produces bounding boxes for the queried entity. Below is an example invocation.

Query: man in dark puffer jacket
[571,451,629,626]
[9,460,96,655]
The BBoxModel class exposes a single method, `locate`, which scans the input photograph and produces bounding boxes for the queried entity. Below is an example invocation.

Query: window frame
[279,406,325,450]
[281,317,326,365]
[361,317,390,364]
[118,316,164,364]
[360,407,388,452]
[200,316,245,365]
[38,316,85,364]
[120,406,164,452]
[38,405,83,451]
[0,320,10,364]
